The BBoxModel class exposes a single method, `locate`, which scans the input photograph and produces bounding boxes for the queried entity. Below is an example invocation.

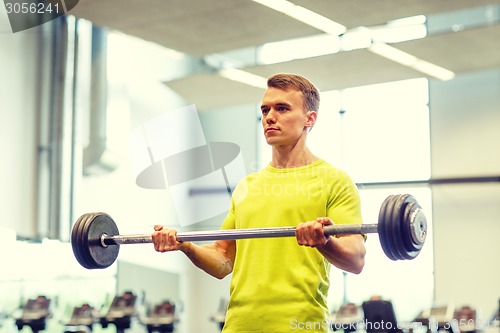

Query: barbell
[71,194,427,270]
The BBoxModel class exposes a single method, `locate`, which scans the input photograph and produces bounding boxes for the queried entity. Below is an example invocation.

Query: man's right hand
[152,225,186,252]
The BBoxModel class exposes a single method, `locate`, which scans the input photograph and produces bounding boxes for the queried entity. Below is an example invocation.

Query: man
[152,73,366,332]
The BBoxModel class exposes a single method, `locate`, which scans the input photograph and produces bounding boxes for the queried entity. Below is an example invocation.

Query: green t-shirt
[221,160,362,333]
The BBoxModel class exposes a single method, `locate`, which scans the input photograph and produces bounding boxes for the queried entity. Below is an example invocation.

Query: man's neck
[270,145,319,168]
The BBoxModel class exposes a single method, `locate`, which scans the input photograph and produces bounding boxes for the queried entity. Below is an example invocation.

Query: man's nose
[266,109,277,123]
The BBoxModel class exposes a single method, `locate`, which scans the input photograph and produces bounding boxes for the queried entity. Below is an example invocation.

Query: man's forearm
[180,242,234,279]
[317,235,366,274]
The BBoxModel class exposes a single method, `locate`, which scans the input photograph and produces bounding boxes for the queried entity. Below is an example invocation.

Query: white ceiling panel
[166,74,266,111]
[70,0,321,56]
[294,0,500,28]
[245,49,424,92]
[397,24,500,73]
[70,0,500,110]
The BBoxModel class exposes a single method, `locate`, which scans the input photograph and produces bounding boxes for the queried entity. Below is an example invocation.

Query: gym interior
[1,1,499,333]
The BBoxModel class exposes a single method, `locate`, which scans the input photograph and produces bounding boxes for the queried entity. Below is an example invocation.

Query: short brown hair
[267,73,320,112]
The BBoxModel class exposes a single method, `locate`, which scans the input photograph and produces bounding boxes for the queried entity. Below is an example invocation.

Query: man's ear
[305,111,318,129]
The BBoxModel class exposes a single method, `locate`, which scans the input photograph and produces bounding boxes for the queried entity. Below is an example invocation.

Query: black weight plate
[377,195,390,259]
[403,200,426,259]
[401,200,416,251]
[71,215,87,268]
[71,213,120,269]
[79,214,99,269]
[385,194,401,260]
[78,213,103,269]
[399,195,420,260]
[386,194,404,260]
[378,195,397,261]
[387,194,409,260]
[412,208,428,247]
[72,213,95,269]
[400,197,425,259]
[87,214,120,269]
[401,200,423,253]
[78,214,100,269]
[378,194,427,261]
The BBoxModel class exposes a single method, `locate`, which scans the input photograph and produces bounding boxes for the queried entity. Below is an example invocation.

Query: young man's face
[260,87,316,147]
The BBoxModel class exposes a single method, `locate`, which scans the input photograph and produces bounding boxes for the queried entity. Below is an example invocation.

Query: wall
[0,7,38,238]
[429,69,500,320]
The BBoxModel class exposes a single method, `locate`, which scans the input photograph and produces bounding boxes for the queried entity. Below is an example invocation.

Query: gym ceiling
[70,0,500,111]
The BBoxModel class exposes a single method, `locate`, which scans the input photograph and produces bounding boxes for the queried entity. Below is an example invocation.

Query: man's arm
[295,218,366,274]
[317,234,366,274]
[152,226,236,279]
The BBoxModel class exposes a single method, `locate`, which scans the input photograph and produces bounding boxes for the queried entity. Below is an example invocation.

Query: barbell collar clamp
[101,234,108,248]
[410,208,427,244]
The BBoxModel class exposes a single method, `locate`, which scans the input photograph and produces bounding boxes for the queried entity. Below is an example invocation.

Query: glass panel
[308,90,344,168]
[342,79,430,183]
[273,78,431,183]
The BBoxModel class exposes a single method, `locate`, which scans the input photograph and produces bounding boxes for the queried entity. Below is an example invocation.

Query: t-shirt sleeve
[220,196,235,230]
[326,171,363,226]
[220,175,249,230]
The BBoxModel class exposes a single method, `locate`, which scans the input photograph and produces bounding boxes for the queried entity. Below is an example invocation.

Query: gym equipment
[414,304,458,333]
[99,291,137,333]
[210,298,228,331]
[490,299,500,327]
[63,304,96,333]
[71,194,427,269]
[330,303,362,333]
[362,299,402,333]
[140,300,178,333]
[454,306,478,333]
[15,296,51,333]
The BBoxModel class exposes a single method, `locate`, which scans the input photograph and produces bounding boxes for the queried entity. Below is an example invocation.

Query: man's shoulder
[313,160,352,180]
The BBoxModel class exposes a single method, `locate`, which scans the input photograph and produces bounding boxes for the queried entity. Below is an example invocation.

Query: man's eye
[277,106,288,111]
[262,109,269,114]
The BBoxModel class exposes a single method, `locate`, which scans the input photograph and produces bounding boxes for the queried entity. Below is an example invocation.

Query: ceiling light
[369,42,417,66]
[340,28,372,51]
[412,61,456,81]
[368,42,455,81]
[219,68,268,89]
[388,15,426,27]
[260,34,340,64]
[252,0,347,35]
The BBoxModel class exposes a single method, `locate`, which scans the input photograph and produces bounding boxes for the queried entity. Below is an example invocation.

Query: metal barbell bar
[71,194,427,269]
[103,224,379,246]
